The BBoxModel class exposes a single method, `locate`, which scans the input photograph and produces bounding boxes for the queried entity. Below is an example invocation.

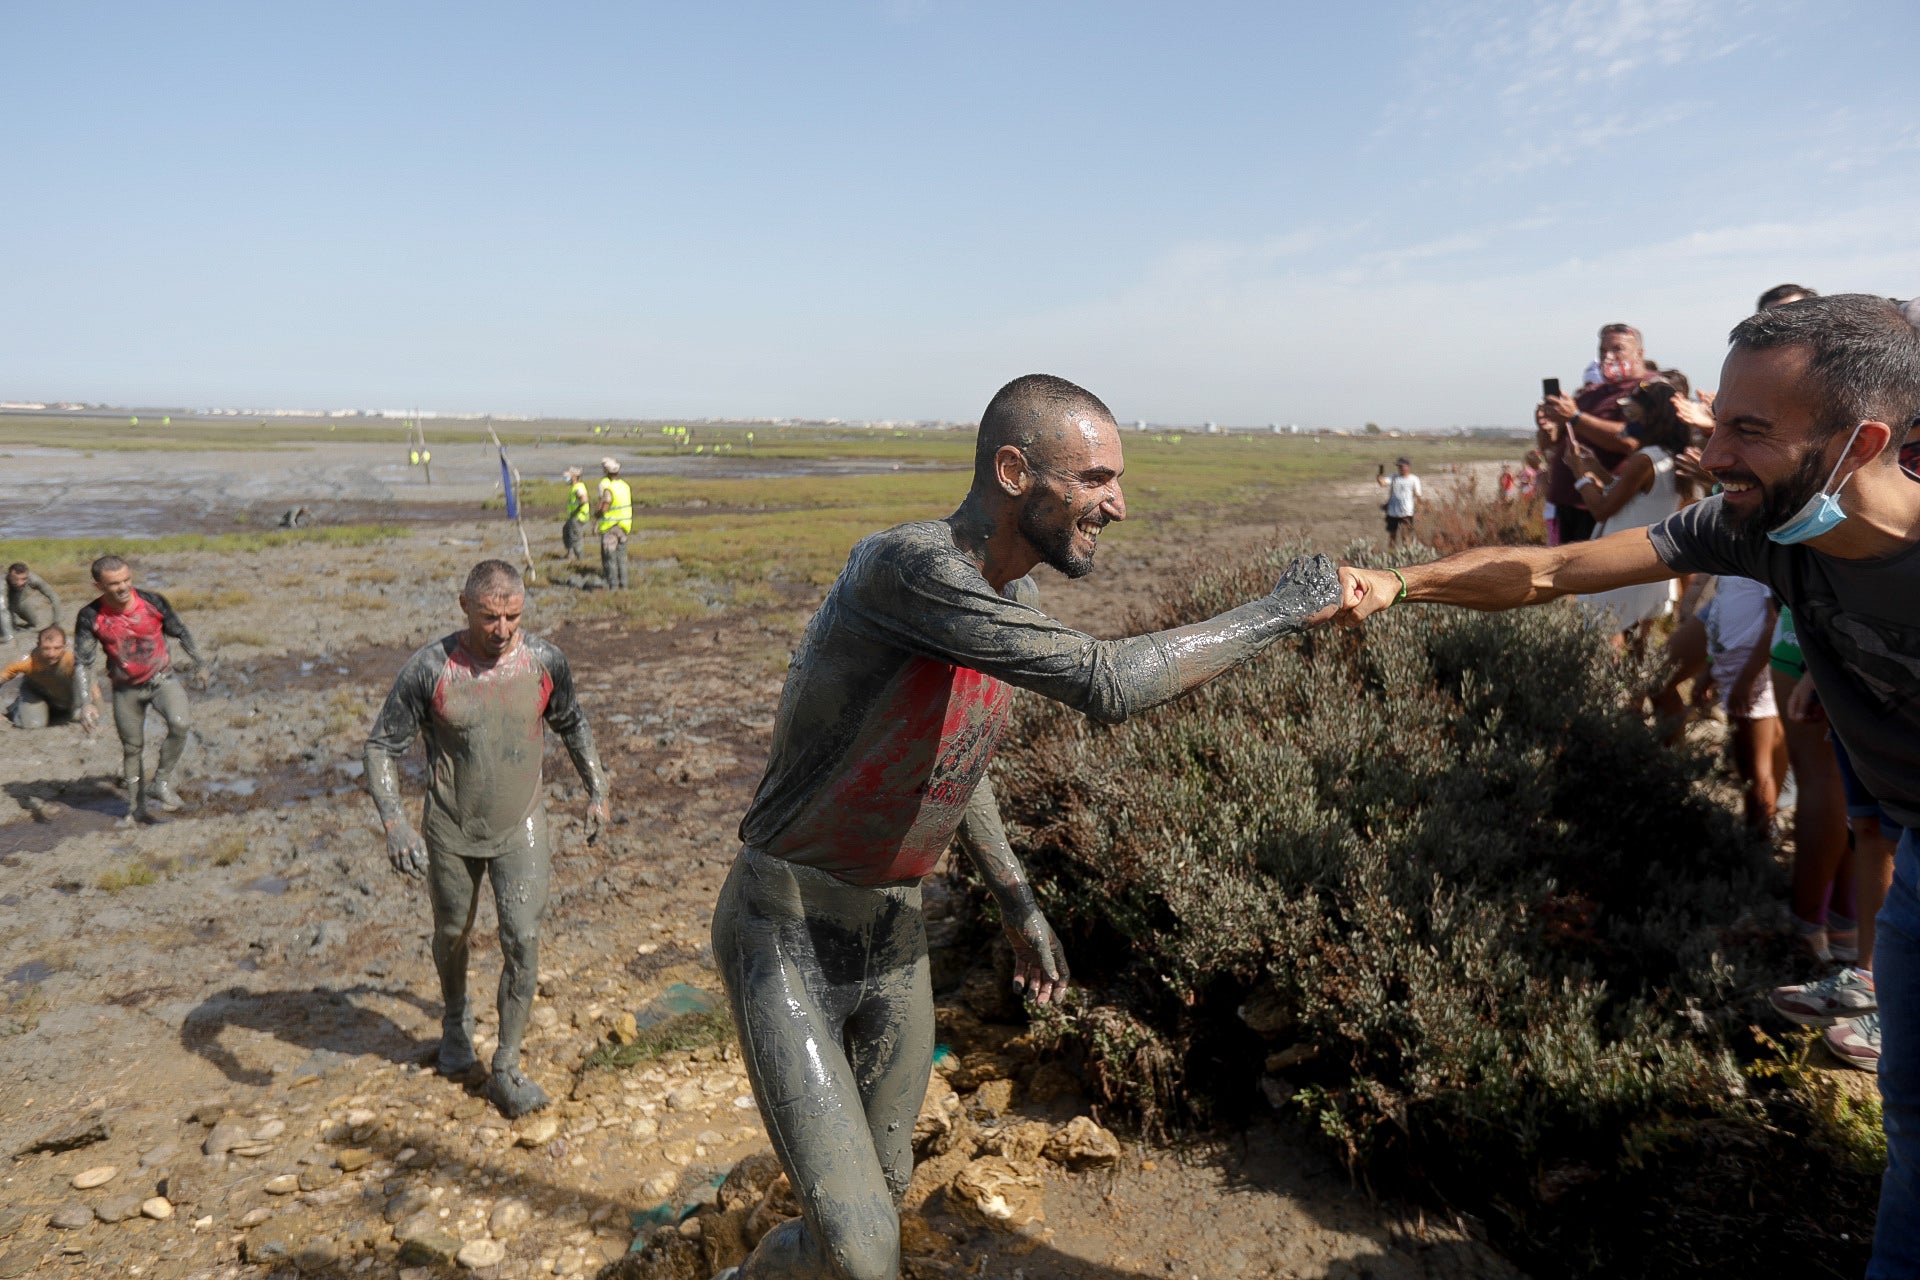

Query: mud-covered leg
[112,684,149,821]
[846,902,935,1204]
[426,850,486,1077]
[146,676,191,810]
[11,687,50,730]
[485,835,553,1116]
[715,863,901,1280]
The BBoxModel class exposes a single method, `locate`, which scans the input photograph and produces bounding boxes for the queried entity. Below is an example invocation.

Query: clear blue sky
[5,1,1916,429]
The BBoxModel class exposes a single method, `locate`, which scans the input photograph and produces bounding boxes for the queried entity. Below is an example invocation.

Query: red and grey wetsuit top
[73,589,195,688]
[737,522,1150,886]
[364,632,607,860]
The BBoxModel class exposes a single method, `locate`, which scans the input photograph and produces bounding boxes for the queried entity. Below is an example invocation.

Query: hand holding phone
[1542,377,1562,400]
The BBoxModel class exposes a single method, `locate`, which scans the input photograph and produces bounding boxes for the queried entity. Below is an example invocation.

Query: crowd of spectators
[1520,284,1915,1080]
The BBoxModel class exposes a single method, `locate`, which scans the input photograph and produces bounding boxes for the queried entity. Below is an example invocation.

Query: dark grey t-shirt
[1649,494,1920,827]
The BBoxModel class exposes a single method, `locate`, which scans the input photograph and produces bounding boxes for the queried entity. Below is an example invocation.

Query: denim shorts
[1833,732,1906,836]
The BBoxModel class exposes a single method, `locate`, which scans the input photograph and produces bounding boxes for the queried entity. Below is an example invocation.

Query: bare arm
[1726,601,1779,714]
[1575,450,1654,523]
[1336,527,1676,622]
[954,775,1068,1005]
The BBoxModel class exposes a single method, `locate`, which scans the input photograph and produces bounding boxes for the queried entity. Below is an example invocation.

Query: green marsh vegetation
[986,540,1879,1278]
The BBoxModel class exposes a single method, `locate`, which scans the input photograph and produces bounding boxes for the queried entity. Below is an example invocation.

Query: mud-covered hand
[384,819,428,879]
[1269,553,1342,628]
[80,704,100,735]
[1005,907,1070,1006]
[584,795,609,846]
[1333,566,1402,626]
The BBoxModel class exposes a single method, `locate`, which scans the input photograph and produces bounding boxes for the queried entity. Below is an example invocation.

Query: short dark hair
[6,562,27,575]
[38,624,65,643]
[974,374,1115,487]
[91,555,128,581]
[1757,283,1817,311]
[1728,293,1920,455]
[462,559,524,602]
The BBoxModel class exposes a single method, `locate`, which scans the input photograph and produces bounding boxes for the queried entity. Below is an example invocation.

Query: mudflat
[0,429,1521,1279]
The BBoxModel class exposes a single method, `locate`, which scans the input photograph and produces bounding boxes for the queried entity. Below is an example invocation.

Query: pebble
[159,1168,204,1205]
[240,1207,273,1227]
[489,1198,531,1237]
[265,1174,300,1195]
[0,1250,33,1280]
[336,1147,375,1172]
[515,1116,560,1147]
[694,1129,725,1147]
[344,1108,377,1127]
[137,1143,179,1168]
[94,1195,143,1224]
[203,1121,249,1155]
[299,1165,342,1191]
[250,1119,286,1142]
[531,1006,559,1030]
[71,1166,117,1189]
[457,1238,506,1268]
[229,1142,276,1158]
[140,1197,174,1221]
[385,1188,432,1224]
[630,1117,658,1139]
[665,1084,702,1111]
[49,1205,93,1230]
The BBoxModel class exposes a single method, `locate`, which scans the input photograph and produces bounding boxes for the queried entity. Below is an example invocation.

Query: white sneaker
[1768,968,1876,1026]
[1825,1013,1881,1072]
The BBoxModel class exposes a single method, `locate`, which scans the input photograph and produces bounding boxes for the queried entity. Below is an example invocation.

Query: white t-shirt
[1386,473,1423,517]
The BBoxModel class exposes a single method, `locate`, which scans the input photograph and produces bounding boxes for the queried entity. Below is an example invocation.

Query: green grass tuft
[580,1008,735,1073]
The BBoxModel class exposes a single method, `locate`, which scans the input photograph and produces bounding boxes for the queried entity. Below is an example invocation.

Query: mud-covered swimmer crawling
[713,374,1342,1280]
[363,559,611,1118]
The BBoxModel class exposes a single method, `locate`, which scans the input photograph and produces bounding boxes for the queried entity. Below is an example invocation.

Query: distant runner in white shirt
[1377,456,1424,545]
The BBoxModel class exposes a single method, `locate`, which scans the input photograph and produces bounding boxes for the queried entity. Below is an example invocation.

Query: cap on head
[565,466,583,480]
[601,457,620,475]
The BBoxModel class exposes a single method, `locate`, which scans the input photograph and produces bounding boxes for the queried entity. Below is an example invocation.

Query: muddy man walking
[714,374,1340,1280]
[73,555,208,824]
[364,559,610,1117]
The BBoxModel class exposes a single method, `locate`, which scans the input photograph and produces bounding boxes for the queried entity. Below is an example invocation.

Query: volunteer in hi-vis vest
[594,456,633,590]
[560,466,591,560]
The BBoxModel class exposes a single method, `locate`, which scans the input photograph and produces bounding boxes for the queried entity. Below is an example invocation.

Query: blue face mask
[1766,421,1867,545]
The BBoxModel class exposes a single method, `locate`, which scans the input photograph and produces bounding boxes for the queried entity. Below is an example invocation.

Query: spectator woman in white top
[1563,379,1698,646]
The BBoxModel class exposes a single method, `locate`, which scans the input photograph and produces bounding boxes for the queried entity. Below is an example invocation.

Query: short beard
[1018,500,1097,579]
[1723,445,1830,539]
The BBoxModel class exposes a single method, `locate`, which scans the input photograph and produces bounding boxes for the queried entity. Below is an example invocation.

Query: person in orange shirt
[3,625,85,729]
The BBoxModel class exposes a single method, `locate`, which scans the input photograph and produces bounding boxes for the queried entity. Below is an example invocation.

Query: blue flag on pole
[498,447,519,520]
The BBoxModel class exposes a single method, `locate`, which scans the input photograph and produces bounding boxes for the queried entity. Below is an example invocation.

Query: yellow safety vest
[597,477,633,533]
[565,481,590,522]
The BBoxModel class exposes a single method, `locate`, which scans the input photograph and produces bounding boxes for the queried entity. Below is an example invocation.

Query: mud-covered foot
[711,1269,740,1280]
[487,1066,550,1118]
[147,779,184,812]
[435,1034,481,1078]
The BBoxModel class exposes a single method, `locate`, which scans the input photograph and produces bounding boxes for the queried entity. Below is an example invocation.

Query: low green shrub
[987,540,1879,1277]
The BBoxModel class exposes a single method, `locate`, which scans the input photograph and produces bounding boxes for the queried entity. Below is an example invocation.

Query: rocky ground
[0,458,1523,1280]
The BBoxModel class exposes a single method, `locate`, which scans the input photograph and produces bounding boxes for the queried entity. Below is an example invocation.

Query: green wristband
[1389,567,1409,603]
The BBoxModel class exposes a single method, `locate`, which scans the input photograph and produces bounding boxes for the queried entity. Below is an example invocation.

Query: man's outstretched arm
[1336,527,1676,623]
[954,775,1068,1006]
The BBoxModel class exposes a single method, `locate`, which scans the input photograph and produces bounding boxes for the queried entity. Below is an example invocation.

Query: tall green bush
[986,542,1880,1277]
